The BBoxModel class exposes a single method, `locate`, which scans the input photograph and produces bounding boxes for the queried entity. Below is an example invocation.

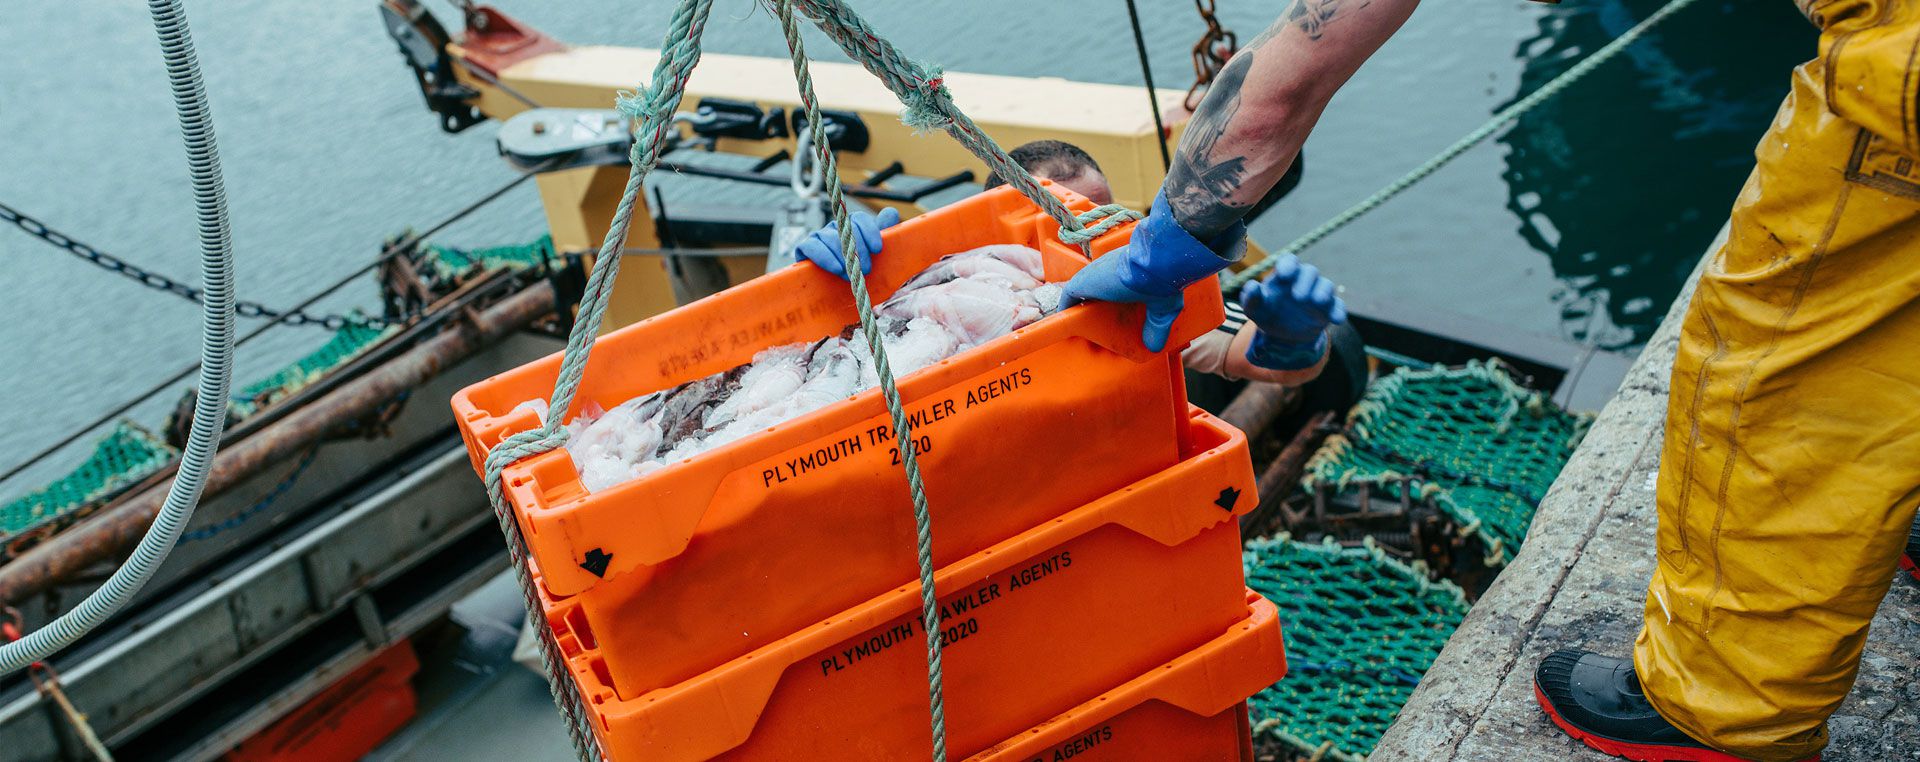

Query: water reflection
[1500,0,1811,349]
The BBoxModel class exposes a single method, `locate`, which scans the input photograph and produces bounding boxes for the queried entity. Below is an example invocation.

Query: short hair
[983,140,1103,190]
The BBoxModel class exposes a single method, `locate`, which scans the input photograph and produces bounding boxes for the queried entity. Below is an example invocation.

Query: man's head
[984,140,1114,205]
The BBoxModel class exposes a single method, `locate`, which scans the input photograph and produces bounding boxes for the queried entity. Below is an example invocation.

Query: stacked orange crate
[973,593,1287,762]
[453,186,1285,760]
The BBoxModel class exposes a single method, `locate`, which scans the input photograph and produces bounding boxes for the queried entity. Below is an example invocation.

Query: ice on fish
[876,317,960,378]
[702,344,811,431]
[510,398,550,427]
[566,393,667,493]
[560,243,1063,493]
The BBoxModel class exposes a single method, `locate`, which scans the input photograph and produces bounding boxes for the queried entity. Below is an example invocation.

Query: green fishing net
[1302,360,1593,565]
[229,233,556,418]
[0,421,177,540]
[230,319,394,418]
[4,321,393,542]
[1246,537,1470,761]
[424,234,554,283]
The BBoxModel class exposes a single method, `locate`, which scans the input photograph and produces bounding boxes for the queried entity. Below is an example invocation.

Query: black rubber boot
[1534,650,1819,762]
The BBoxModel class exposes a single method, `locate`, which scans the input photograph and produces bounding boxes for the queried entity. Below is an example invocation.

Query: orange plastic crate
[453,184,1226,696]
[973,594,1285,762]
[532,408,1259,761]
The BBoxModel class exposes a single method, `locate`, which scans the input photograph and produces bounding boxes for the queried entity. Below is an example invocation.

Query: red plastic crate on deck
[224,640,418,762]
[450,184,1226,698]
[531,409,1266,761]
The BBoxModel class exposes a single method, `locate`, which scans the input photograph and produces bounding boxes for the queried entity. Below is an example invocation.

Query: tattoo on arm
[1163,52,1254,240]
[1162,0,1381,241]
[1286,0,1369,40]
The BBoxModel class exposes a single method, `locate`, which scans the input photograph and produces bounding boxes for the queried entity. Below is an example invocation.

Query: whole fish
[565,244,1061,493]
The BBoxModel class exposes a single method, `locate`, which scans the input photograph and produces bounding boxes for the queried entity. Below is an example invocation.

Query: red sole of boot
[1903,554,1918,583]
[1533,685,1819,762]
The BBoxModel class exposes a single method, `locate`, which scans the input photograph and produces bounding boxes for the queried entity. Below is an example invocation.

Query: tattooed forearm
[1163,52,1255,238]
[1160,0,1415,243]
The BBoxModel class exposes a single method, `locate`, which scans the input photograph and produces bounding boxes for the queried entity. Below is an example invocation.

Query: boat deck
[1371,235,1920,761]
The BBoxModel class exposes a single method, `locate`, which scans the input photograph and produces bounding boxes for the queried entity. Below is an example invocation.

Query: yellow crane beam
[446,17,1198,329]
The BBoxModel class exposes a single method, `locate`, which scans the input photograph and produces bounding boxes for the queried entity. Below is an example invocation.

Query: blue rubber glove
[1061,192,1246,352]
[1239,253,1348,371]
[794,207,901,279]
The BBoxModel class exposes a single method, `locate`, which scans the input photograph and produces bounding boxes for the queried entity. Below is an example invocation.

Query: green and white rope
[1222,0,1706,292]
[786,0,1142,248]
[477,1,713,759]
[774,4,952,757]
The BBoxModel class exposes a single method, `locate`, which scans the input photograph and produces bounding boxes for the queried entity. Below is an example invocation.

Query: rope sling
[474,0,1708,757]
[476,1,1150,757]
[773,2,951,754]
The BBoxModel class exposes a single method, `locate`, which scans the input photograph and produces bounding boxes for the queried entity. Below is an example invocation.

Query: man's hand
[1239,252,1346,370]
[1061,192,1246,352]
[794,207,901,279]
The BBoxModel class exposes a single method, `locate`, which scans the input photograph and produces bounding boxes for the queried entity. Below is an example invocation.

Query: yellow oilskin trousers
[1634,2,1920,759]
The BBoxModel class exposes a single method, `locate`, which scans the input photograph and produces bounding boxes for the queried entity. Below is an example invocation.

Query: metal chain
[0,168,537,495]
[1185,0,1238,112]
[0,201,386,330]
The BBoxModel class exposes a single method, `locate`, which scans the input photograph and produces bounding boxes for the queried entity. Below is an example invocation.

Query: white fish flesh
[560,244,1063,492]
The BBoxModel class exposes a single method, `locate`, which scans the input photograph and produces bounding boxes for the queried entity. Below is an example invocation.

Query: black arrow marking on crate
[1215,487,1241,512]
[580,548,613,578]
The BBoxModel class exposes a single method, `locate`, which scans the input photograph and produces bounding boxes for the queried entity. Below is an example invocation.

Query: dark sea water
[0,0,1812,492]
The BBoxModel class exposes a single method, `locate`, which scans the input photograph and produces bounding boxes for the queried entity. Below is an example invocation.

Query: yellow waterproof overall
[1634,2,1920,759]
